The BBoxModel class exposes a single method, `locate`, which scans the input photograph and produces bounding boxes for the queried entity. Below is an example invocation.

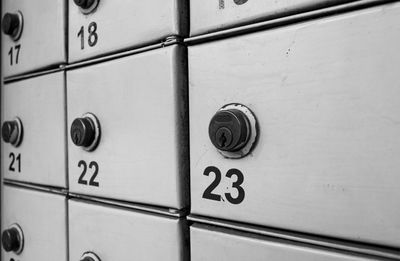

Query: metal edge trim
[184,0,398,45]
[3,179,68,195]
[3,66,65,84]
[68,192,189,218]
[2,36,184,82]
[188,214,400,260]
[65,36,184,70]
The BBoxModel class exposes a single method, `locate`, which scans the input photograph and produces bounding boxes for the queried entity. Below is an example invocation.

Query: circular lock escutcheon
[1,117,23,147]
[74,0,100,14]
[80,251,101,261]
[1,224,24,254]
[209,103,258,159]
[70,113,101,151]
[2,11,23,40]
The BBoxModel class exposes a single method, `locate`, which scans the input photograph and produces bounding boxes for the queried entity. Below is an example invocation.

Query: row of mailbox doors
[2,0,400,251]
[2,0,367,77]
[1,185,386,261]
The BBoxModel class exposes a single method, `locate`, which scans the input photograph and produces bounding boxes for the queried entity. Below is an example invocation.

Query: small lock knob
[71,118,95,147]
[209,109,250,152]
[81,257,95,261]
[2,12,23,40]
[2,118,23,147]
[2,226,23,254]
[233,0,249,5]
[208,104,258,158]
[71,113,100,151]
[74,0,99,13]
[74,0,96,9]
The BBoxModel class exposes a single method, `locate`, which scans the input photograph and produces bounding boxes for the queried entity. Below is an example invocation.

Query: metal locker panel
[190,0,354,36]
[189,2,400,247]
[68,0,188,63]
[1,185,68,261]
[191,224,380,261]
[1,0,66,77]
[69,199,188,261]
[1,72,67,188]
[67,45,188,209]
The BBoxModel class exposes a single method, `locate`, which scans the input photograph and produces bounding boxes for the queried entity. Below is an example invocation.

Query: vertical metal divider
[64,2,69,261]
[63,68,69,261]
[1,1,3,259]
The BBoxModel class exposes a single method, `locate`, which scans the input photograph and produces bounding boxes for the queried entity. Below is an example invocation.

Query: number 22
[78,160,99,187]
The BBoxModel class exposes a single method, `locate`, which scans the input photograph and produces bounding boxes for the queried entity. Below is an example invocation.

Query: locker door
[189,2,400,247]
[1,185,67,261]
[1,0,66,77]
[67,45,189,209]
[1,72,67,188]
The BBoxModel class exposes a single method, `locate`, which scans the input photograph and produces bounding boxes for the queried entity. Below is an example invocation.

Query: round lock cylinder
[74,0,99,14]
[80,252,101,261]
[2,11,23,40]
[71,113,101,151]
[209,104,258,159]
[1,224,24,254]
[1,118,23,147]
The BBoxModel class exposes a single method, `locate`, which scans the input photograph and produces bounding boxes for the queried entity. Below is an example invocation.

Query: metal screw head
[71,117,96,147]
[1,228,21,253]
[2,13,20,36]
[209,109,251,152]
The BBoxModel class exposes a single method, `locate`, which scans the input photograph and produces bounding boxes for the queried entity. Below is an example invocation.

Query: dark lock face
[81,257,95,261]
[1,228,21,252]
[2,13,20,36]
[74,0,96,9]
[70,117,96,147]
[1,119,22,146]
[2,121,15,143]
[233,0,249,5]
[209,109,251,152]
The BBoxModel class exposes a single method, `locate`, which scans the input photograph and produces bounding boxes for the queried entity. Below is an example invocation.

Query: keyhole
[73,130,81,144]
[219,132,227,147]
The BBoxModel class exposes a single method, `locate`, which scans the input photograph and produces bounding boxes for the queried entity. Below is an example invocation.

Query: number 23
[202,166,245,205]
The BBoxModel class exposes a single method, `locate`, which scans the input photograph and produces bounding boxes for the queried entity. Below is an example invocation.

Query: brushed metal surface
[68,0,188,63]
[190,0,356,36]
[191,224,386,261]
[1,185,67,261]
[1,0,66,77]
[1,72,67,188]
[67,45,189,210]
[69,199,188,261]
[189,2,400,247]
